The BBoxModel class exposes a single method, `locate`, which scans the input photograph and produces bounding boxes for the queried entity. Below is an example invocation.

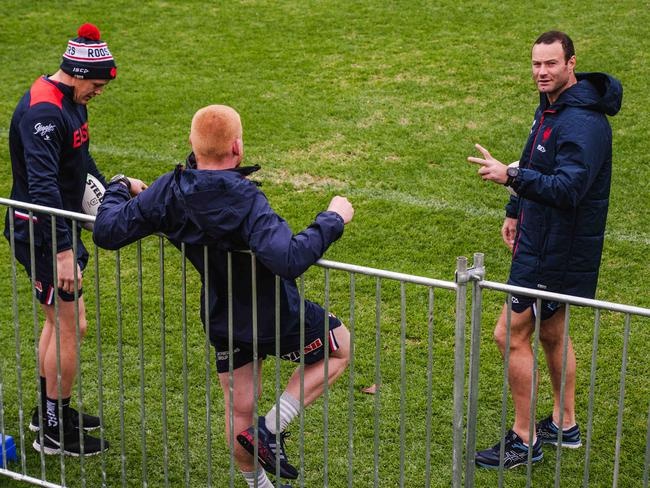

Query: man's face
[73,78,110,105]
[531,41,575,98]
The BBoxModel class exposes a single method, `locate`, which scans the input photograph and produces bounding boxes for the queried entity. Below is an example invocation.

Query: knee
[493,323,508,352]
[228,395,256,422]
[331,325,351,368]
[539,327,561,348]
[59,314,88,340]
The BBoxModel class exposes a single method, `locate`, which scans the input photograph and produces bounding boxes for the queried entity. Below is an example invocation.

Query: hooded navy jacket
[506,72,623,298]
[4,76,107,251]
[93,165,345,345]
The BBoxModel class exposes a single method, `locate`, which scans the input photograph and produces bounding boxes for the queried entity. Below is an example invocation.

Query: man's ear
[568,54,576,73]
[232,138,242,156]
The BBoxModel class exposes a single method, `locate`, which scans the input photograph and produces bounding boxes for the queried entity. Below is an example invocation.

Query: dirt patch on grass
[261,168,346,191]
[286,134,367,163]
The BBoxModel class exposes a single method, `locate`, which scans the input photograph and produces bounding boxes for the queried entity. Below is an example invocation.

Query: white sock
[265,391,300,434]
[242,469,274,488]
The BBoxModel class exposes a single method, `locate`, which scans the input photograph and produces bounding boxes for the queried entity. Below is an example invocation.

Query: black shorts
[12,240,88,305]
[509,294,562,321]
[213,313,343,373]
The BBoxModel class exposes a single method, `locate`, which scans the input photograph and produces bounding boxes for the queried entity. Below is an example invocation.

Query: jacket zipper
[513,109,556,258]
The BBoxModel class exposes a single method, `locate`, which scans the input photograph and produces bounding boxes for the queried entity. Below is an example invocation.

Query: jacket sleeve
[20,105,72,252]
[505,195,519,218]
[93,174,177,250]
[511,115,609,209]
[241,195,345,280]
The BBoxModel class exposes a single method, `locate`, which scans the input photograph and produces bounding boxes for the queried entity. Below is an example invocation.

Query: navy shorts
[12,240,88,305]
[509,294,562,321]
[213,313,343,373]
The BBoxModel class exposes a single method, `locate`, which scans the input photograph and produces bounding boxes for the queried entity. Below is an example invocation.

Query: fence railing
[0,198,648,488]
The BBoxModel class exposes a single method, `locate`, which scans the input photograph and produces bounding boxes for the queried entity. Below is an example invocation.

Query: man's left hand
[126,177,148,196]
[467,143,508,184]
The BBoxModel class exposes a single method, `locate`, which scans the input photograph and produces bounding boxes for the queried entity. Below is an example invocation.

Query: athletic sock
[265,391,300,434]
[242,469,274,488]
[552,419,577,432]
[44,396,72,431]
[45,397,59,430]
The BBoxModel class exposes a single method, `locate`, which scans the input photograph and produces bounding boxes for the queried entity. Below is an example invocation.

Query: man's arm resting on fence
[93,172,176,250]
[243,195,352,280]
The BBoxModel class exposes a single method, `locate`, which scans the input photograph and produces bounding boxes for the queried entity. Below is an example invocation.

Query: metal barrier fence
[0,198,648,488]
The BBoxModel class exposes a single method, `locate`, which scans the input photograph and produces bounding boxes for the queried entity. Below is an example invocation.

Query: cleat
[536,415,582,448]
[237,417,298,480]
[475,429,543,469]
[30,406,101,433]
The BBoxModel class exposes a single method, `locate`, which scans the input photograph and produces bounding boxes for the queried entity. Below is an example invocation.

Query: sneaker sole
[476,454,543,469]
[541,439,582,449]
[29,423,99,433]
[32,439,106,457]
[236,432,298,480]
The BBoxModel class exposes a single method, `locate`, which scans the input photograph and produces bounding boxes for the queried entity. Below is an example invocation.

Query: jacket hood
[172,166,259,241]
[544,72,622,116]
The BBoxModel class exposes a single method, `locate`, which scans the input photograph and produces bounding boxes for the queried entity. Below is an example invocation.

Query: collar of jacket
[43,75,74,101]
[180,152,262,185]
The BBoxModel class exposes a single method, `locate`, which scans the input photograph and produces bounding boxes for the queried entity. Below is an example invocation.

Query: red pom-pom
[77,23,101,41]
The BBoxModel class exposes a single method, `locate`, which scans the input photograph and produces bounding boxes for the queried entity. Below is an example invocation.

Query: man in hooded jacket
[468,31,622,469]
[93,105,353,488]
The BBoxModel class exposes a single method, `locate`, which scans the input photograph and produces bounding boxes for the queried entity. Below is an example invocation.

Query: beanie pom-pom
[77,23,101,41]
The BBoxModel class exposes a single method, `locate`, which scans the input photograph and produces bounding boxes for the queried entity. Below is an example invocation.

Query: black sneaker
[536,415,582,448]
[30,406,101,433]
[475,429,543,469]
[237,417,298,480]
[32,426,109,457]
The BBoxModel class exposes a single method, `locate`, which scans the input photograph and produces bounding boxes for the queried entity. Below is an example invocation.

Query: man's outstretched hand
[328,196,354,224]
[468,143,508,185]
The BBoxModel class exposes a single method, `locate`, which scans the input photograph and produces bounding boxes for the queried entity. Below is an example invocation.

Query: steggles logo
[34,122,56,140]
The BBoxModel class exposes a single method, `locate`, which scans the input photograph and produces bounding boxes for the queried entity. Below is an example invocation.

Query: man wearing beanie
[5,23,146,456]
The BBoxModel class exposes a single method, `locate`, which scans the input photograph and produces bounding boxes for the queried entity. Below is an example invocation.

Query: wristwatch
[505,166,520,187]
[109,174,131,191]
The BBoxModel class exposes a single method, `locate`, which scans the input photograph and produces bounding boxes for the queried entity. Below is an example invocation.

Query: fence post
[452,257,469,488]
[464,253,485,488]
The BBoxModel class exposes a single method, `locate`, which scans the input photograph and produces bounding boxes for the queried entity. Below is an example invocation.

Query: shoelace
[269,431,291,461]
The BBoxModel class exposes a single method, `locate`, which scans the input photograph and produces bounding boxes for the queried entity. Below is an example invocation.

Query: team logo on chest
[536,126,552,153]
[73,122,89,148]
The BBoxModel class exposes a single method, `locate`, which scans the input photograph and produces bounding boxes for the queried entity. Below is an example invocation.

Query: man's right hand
[328,196,354,224]
[127,177,148,196]
[57,249,82,293]
[502,217,517,251]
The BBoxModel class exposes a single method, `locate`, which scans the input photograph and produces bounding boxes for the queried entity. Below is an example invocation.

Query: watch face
[507,167,519,178]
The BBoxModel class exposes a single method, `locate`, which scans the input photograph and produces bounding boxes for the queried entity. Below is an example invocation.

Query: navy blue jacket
[4,76,107,251]
[93,165,345,344]
[506,72,623,298]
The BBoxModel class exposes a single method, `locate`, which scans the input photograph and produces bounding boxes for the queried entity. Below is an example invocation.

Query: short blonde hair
[190,105,242,161]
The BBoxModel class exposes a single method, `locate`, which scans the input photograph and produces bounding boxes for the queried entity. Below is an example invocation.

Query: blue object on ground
[1,435,17,463]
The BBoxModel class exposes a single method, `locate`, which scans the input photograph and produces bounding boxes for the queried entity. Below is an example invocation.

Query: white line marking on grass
[0,128,646,245]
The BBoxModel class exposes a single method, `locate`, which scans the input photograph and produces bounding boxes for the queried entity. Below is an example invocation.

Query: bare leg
[493,304,537,443]
[539,307,576,428]
[41,298,87,399]
[284,325,350,407]
[219,361,263,472]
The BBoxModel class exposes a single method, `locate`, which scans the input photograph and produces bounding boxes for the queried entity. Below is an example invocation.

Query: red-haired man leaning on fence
[468,31,622,469]
[4,23,146,457]
[93,104,353,488]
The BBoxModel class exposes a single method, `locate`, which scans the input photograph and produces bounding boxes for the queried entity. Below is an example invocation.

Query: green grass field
[1,1,649,486]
